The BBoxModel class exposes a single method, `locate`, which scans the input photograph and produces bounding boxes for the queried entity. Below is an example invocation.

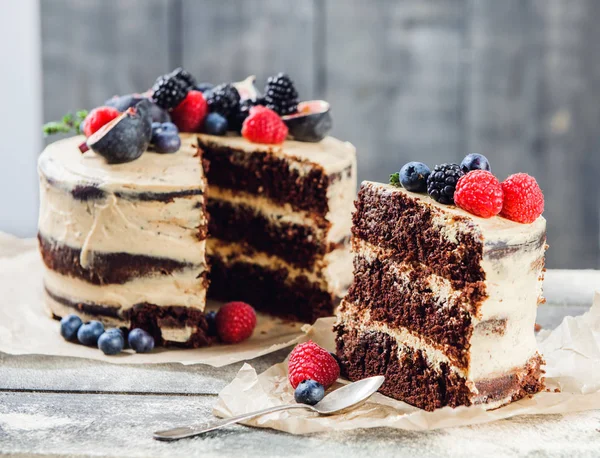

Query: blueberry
[153,132,181,154]
[97,331,125,355]
[105,327,124,337]
[128,328,155,353]
[204,113,228,136]
[196,83,214,93]
[77,321,105,346]
[161,122,178,133]
[399,161,431,192]
[206,311,217,336]
[60,314,83,341]
[294,379,325,406]
[460,153,491,174]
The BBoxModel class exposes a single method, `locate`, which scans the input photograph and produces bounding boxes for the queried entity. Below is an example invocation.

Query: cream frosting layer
[196,133,357,175]
[44,266,207,310]
[39,176,207,265]
[208,239,351,295]
[39,135,205,193]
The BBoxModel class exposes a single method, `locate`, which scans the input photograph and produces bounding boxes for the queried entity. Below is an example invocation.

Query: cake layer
[335,323,545,411]
[45,289,212,348]
[199,134,356,216]
[39,235,207,285]
[44,266,208,310]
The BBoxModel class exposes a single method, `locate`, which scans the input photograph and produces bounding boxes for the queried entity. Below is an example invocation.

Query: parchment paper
[213,292,600,432]
[0,233,304,367]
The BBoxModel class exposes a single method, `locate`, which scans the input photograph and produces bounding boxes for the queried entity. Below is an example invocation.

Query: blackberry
[169,67,197,89]
[151,73,188,110]
[206,83,241,120]
[427,163,464,205]
[263,73,298,116]
[231,98,258,132]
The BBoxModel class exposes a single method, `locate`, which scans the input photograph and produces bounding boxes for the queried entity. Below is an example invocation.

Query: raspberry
[170,90,207,132]
[82,106,120,137]
[242,106,288,144]
[288,341,340,389]
[215,301,257,344]
[500,173,544,224]
[454,170,503,218]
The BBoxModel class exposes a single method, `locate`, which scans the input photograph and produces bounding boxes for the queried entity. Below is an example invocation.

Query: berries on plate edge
[151,122,181,154]
[98,328,125,355]
[87,99,153,164]
[500,173,544,224]
[460,153,491,174]
[128,328,155,353]
[242,106,288,144]
[427,163,464,205]
[454,170,503,218]
[295,379,325,405]
[77,321,105,346]
[288,341,340,389]
[215,301,257,344]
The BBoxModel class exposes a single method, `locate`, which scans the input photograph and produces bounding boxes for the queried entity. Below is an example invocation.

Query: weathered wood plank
[324,0,468,184]
[466,0,600,268]
[41,0,174,121]
[1,391,599,457]
[180,0,316,100]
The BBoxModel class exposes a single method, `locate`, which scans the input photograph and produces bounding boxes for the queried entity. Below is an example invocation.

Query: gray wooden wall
[41,0,600,270]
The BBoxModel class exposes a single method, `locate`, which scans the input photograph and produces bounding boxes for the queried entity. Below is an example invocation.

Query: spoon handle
[153,404,311,441]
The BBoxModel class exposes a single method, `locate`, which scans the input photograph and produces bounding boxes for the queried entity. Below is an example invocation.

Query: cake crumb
[534,323,542,332]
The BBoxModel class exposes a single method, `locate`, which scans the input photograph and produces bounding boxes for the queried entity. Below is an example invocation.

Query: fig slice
[282,100,332,142]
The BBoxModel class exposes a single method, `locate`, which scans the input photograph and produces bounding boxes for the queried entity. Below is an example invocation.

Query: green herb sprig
[42,110,89,136]
[389,172,401,187]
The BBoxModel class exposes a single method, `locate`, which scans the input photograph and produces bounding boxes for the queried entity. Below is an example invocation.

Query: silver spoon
[153,375,385,441]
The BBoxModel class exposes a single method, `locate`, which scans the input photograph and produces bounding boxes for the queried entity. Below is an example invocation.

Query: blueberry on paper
[294,379,325,406]
[77,321,105,346]
[128,328,155,353]
[60,314,83,341]
[98,331,125,355]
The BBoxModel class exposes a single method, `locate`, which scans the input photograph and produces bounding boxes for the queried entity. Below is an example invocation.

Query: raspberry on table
[242,106,288,144]
[454,170,503,218]
[215,301,257,344]
[500,173,544,224]
[82,106,120,137]
[288,340,340,389]
[170,90,207,132]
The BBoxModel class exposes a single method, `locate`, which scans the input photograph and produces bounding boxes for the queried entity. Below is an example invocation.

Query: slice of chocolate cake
[335,181,547,411]
[198,133,356,322]
[38,135,212,347]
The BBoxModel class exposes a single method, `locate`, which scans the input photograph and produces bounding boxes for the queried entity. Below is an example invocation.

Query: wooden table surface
[1,270,599,457]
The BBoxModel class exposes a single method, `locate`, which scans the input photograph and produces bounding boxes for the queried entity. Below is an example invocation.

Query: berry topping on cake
[195,82,214,93]
[427,163,465,205]
[281,100,332,142]
[128,328,155,353]
[460,153,491,174]
[231,99,257,132]
[398,161,431,192]
[87,100,153,164]
[105,94,171,123]
[242,106,288,144]
[454,170,503,218]
[77,321,104,346]
[151,71,189,110]
[263,73,299,116]
[82,106,120,137]
[205,310,218,337]
[169,67,197,90]
[500,173,544,224]
[288,341,340,389]
[170,90,207,132]
[206,83,241,121]
[151,122,181,154]
[294,379,325,405]
[215,301,257,344]
[203,112,228,135]
[98,329,125,355]
[60,314,83,341]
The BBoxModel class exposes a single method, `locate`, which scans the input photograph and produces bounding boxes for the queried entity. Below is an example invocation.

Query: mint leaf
[389,172,401,187]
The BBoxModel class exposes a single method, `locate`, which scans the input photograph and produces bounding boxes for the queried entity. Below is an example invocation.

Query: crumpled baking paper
[0,232,304,367]
[213,292,600,432]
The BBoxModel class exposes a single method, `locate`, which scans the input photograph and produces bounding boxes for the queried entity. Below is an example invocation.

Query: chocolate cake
[335,181,547,411]
[198,133,356,322]
[38,133,356,346]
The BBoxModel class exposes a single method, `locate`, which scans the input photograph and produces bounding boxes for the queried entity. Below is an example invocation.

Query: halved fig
[233,75,260,101]
[282,100,332,142]
[87,99,152,164]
